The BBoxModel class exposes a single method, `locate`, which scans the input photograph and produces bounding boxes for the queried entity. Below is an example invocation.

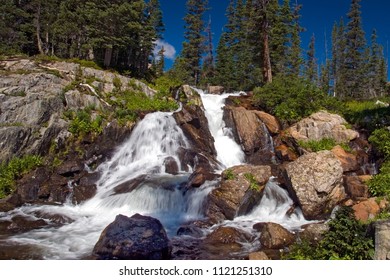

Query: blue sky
[157,0,390,75]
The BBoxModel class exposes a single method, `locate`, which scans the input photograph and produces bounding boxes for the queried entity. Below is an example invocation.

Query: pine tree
[344,0,366,99]
[367,29,387,97]
[156,46,165,77]
[331,19,348,98]
[289,2,304,76]
[174,0,208,85]
[305,33,318,83]
[201,16,215,86]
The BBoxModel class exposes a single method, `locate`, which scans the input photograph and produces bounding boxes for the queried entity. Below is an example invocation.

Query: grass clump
[224,169,235,180]
[0,155,43,199]
[244,173,260,191]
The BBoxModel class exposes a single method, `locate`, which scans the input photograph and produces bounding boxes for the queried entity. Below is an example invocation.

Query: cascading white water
[2,89,310,259]
[1,111,215,259]
[197,89,245,169]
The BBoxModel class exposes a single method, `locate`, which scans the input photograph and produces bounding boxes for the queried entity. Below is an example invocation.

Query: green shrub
[224,169,235,180]
[284,207,374,260]
[253,75,343,124]
[68,110,105,137]
[369,128,390,158]
[368,161,390,197]
[298,138,337,152]
[151,75,182,97]
[244,173,260,191]
[0,155,43,199]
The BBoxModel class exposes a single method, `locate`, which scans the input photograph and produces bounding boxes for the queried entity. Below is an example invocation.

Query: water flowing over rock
[223,106,276,165]
[288,110,359,143]
[206,165,272,222]
[93,214,171,260]
[374,219,390,260]
[284,151,346,220]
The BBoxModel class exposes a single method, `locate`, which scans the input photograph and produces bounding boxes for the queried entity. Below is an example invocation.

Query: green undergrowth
[298,138,351,153]
[284,207,374,260]
[64,108,105,139]
[0,155,43,199]
[253,75,344,125]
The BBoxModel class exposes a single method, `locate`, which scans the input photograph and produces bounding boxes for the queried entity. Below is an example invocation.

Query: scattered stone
[374,219,390,260]
[248,251,270,260]
[331,145,359,172]
[352,198,380,222]
[207,85,224,94]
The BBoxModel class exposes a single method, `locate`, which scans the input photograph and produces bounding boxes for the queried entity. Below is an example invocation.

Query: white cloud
[153,40,176,60]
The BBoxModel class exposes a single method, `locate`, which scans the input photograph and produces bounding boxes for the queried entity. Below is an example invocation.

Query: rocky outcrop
[93,214,171,260]
[0,58,155,163]
[374,219,390,260]
[223,106,278,164]
[206,165,271,222]
[288,110,359,144]
[284,151,346,220]
[207,85,225,94]
[331,145,359,172]
[256,222,295,249]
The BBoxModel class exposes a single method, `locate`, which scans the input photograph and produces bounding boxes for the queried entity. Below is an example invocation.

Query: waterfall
[2,111,215,259]
[197,89,245,169]
[1,89,309,259]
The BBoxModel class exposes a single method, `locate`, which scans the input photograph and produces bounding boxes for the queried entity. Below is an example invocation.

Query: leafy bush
[369,128,390,158]
[68,110,104,138]
[368,161,390,197]
[0,155,43,199]
[253,75,344,124]
[151,75,182,96]
[284,207,374,260]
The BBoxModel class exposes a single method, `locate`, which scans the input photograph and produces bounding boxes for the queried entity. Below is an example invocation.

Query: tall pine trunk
[36,2,44,55]
[262,0,272,83]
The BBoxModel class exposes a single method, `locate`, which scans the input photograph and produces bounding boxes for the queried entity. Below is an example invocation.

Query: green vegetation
[368,128,390,158]
[367,161,390,198]
[224,169,235,180]
[65,109,105,138]
[244,173,260,191]
[284,207,374,260]
[298,138,351,153]
[0,155,43,199]
[253,76,343,124]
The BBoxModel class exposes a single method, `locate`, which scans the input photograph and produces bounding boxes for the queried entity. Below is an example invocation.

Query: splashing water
[197,89,245,169]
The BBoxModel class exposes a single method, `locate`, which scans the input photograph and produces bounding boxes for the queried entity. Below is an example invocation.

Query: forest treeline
[0,0,388,100]
[170,0,388,100]
[0,0,164,78]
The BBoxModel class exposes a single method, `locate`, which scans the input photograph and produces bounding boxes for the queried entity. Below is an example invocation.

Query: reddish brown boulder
[331,145,359,172]
[352,198,380,222]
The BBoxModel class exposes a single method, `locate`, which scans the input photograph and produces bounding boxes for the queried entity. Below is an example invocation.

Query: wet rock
[173,104,217,158]
[331,145,359,172]
[187,166,218,188]
[93,214,171,260]
[248,251,270,260]
[113,175,148,195]
[352,198,380,222]
[374,219,390,260]
[206,165,271,222]
[6,215,48,233]
[300,222,329,243]
[258,222,295,249]
[32,211,74,226]
[343,176,369,200]
[202,226,253,257]
[72,183,97,204]
[284,151,346,220]
[223,106,275,165]
[163,156,179,175]
[177,224,204,238]
[288,110,359,143]
[253,111,281,135]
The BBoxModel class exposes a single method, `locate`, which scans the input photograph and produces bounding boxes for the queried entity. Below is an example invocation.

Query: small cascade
[197,89,245,169]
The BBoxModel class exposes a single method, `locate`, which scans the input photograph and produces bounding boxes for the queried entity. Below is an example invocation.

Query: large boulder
[206,165,272,222]
[288,110,359,144]
[207,85,225,94]
[284,150,346,220]
[223,106,278,164]
[331,145,359,173]
[256,222,296,249]
[374,219,390,260]
[93,214,171,260]
[352,198,380,222]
